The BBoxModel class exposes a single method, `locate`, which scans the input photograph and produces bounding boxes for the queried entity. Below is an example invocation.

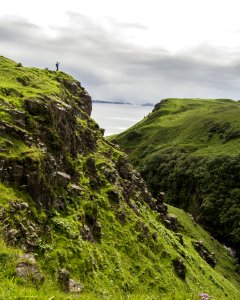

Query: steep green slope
[112,98,240,156]
[111,98,240,257]
[0,59,240,299]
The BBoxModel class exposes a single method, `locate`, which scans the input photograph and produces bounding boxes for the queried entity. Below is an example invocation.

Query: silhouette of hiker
[56,62,60,71]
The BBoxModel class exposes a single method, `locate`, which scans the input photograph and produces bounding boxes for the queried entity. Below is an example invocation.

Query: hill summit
[0,59,240,299]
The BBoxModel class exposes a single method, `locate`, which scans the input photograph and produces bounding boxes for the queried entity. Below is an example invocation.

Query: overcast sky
[1,0,240,104]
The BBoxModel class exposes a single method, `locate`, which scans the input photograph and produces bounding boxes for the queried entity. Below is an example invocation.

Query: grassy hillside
[0,59,240,299]
[112,98,240,156]
[111,98,240,256]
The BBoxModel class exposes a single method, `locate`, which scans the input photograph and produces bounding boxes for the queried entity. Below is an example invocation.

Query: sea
[91,103,153,136]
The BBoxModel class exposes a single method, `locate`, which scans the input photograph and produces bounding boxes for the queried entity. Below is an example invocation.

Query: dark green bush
[139,149,240,250]
[126,130,142,141]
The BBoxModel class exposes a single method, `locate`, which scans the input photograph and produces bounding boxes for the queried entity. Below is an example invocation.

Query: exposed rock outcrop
[194,241,217,268]
[58,268,83,293]
[172,258,187,280]
[16,254,44,284]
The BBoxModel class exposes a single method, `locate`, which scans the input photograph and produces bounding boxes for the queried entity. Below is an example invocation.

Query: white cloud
[1,1,240,103]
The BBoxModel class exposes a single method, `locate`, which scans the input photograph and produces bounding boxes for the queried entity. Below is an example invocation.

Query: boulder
[81,225,93,242]
[172,258,186,280]
[164,214,179,232]
[3,228,19,244]
[69,279,84,293]
[58,268,70,291]
[152,192,168,216]
[58,268,84,293]
[194,241,217,268]
[16,254,44,284]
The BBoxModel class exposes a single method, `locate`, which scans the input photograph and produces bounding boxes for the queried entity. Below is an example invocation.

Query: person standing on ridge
[56,62,60,71]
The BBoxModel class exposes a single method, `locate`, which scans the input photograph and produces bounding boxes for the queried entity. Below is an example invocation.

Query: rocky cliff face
[0,56,163,249]
[0,57,240,299]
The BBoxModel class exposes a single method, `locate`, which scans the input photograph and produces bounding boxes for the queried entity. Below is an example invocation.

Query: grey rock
[152,192,168,216]
[5,109,26,127]
[69,279,84,293]
[172,258,186,280]
[165,214,179,232]
[53,171,71,187]
[16,264,37,277]
[2,227,19,245]
[56,171,71,180]
[16,254,44,284]
[194,241,217,268]
[81,225,93,242]
[0,120,26,139]
[70,184,81,191]
[58,268,83,293]
[58,268,70,291]
[18,253,36,265]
